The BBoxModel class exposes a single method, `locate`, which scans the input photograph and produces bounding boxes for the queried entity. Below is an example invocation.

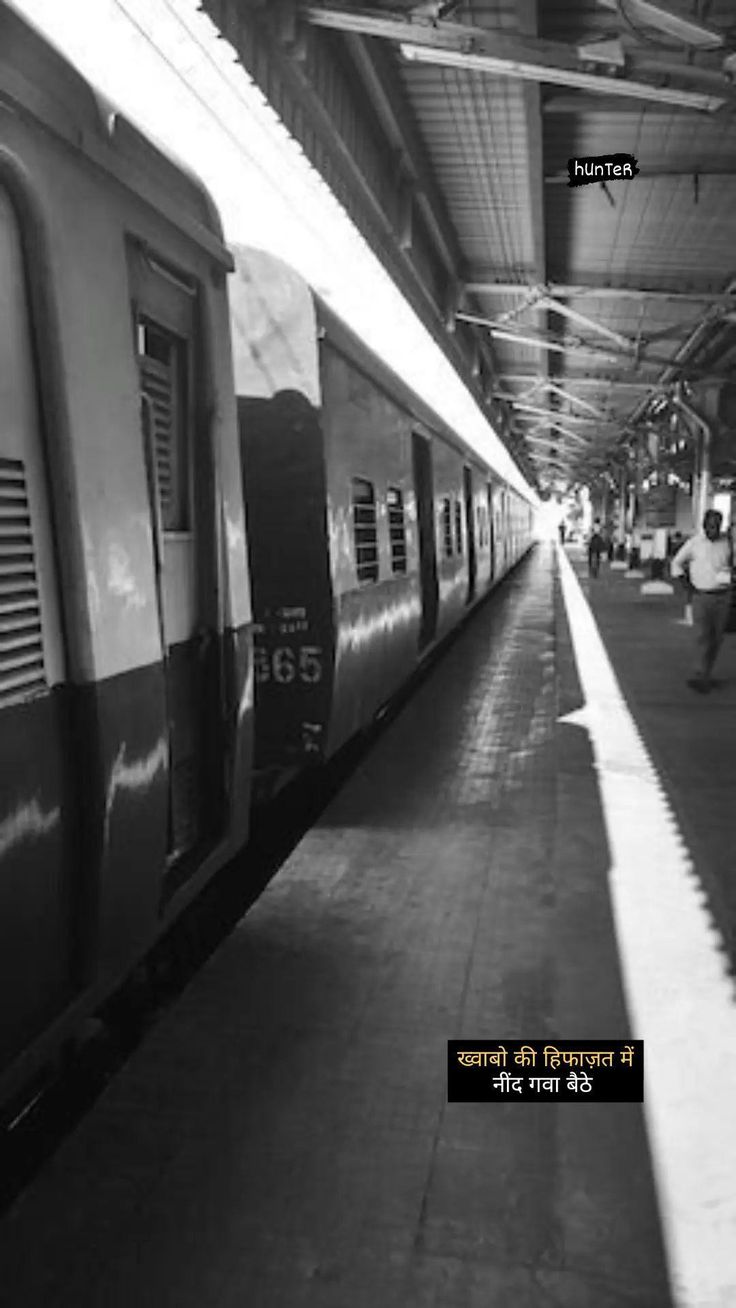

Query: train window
[454,499,463,555]
[441,498,453,558]
[137,320,190,533]
[352,478,379,583]
[387,487,407,574]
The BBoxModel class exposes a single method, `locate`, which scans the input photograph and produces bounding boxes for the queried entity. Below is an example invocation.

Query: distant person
[587,520,605,577]
[667,530,684,569]
[671,509,733,693]
[558,522,566,544]
[668,530,683,557]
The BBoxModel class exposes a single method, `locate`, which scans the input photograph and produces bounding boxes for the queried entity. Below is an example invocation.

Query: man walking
[587,520,605,578]
[671,509,733,693]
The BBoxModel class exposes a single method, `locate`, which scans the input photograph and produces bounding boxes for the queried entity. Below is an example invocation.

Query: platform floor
[574,550,736,960]
[2,541,734,1307]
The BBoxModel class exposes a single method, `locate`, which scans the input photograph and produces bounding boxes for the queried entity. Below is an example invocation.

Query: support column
[626,470,643,576]
[693,425,712,530]
[674,387,712,533]
[611,467,628,567]
[640,522,674,595]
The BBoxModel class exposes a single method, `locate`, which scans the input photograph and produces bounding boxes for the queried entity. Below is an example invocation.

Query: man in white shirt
[671,509,733,692]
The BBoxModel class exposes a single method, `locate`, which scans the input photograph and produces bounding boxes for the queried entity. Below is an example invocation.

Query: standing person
[587,520,605,577]
[558,521,566,545]
[671,509,733,693]
[668,529,684,560]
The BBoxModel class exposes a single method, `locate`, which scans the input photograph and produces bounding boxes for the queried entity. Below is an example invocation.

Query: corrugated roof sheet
[376,0,736,487]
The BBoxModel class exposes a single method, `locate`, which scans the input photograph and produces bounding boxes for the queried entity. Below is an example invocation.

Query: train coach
[229,248,535,783]
[0,2,253,1107]
[0,1,534,1110]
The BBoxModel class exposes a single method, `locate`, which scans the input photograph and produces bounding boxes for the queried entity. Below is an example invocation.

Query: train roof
[229,244,321,408]
[0,1,229,264]
[228,244,531,497]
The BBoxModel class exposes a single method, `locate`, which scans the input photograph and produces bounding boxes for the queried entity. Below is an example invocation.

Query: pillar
[693,425,712,530]
[612,467,628,565]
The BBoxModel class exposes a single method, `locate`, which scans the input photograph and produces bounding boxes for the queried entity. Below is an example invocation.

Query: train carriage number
[255,645,323,685]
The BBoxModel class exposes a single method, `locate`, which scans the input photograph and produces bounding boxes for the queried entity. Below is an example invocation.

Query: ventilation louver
[0,457,45,706]
[140,356,175,529]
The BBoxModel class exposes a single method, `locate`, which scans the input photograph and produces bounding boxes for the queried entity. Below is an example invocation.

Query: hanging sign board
[641,483,677,527]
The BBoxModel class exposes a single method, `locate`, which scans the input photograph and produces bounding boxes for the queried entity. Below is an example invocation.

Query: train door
[129,246,219,872]
[463,465,476,603]
[412,432,438,650]
[487,481,496,579]
[0,187,76,1061]
[495,487,507,572]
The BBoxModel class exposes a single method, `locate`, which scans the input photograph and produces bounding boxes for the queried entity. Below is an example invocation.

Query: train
[0,2,535,1109]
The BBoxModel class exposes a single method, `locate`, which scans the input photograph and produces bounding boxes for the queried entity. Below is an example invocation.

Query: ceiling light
[400,42,726,112]
[597,0,723,50]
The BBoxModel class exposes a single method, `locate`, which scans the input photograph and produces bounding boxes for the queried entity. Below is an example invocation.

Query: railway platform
[0,540,734,1308]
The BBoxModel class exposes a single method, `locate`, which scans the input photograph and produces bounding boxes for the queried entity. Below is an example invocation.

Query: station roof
[206,0,736,495]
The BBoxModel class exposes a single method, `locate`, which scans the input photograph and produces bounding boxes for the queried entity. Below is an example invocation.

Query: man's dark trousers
[692,590,731,680]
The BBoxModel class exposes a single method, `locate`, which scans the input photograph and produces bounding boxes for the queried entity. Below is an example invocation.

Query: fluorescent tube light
[597,0,723,50]
[400,41,725,112]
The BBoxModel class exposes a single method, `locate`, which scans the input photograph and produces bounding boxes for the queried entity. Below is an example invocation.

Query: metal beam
[526,431,592,448]
[465,278,731,302]
[538,294,634,351]
[530,419,595,442]
[516,0,545,293]
[500,374,667,387]
[510,377,546,403]
[544,382,605,416]
[608,275,736,446]
[596,0,724,50]
[509,403,618,425]
[456,312,638,364]
[497,381,609,417]
[545,165,736,185]
[342,32,460,276]
[492,289,544,326]
[302,7,729,110]
[399,42,724,111]
[515,0,548,454]
[460,313,729,373]
[342,30,505,387]
[542,92,708,114]
[302,5,596,62]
